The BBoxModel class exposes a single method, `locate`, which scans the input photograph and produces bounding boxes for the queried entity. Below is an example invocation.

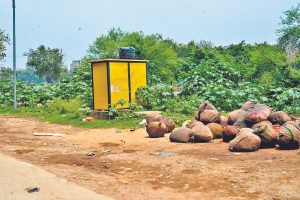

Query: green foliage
[0,63,92,108]
[87,28,178,83]
[2,9,300,126]
[0,29,10,63]
[136,85,175,110]
[46,98,84,114]
[0,67,12,80]
[247,43,288,84]
[24,45,66,83]
[277,3,300,52]
[0,105,142,129]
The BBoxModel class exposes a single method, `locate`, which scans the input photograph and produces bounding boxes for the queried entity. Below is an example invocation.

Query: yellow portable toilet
[90,58,148,110]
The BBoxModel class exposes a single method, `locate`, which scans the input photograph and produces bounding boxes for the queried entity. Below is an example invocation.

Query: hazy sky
[1,0,298,69]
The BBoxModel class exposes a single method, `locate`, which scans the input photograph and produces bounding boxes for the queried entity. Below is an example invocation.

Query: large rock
[146,122,167,138]
[244,104,272,126]
[222,126,239,142]
[207,123,223,139]
[185,120,204,129]
[200,110,221,124]
[233,119,247,129]
[269,111,292,125]
[198,101,217,113]
[241,100,257,111]
[253,122,278,148]
[191,124,213,142]
[277,124,300,150]
[161,117,175,133]
[252,121,273,129]
[195,101,217,120]
[283,121,300,131]
[229,132,261,152]
[227,110,247,125]
[169,127,192,143]
[146,113,163,124]
[220,116,228,127]
[238,128,254,135]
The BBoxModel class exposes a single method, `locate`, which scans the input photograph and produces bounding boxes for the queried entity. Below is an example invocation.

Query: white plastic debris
[139,119,147,126]
[32,133,65,137]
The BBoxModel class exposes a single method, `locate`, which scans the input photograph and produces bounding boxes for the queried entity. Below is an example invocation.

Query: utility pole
[12,0,17,111]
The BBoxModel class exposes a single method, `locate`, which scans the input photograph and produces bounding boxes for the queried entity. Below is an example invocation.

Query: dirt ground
[0,116,299,200]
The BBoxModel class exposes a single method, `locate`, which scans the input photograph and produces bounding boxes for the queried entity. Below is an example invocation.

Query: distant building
[70,60,80,74]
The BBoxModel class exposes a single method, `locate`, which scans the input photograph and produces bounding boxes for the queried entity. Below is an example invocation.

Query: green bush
[46,98,84,114]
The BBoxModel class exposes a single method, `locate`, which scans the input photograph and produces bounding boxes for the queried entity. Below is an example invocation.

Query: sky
[0,0,299,69]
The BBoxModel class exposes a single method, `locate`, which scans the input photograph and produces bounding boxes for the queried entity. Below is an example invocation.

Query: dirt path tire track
[0,116,300,200]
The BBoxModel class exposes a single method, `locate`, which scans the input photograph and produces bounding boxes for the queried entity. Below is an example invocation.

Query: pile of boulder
[145,113,176,138]
[144,100,300,152]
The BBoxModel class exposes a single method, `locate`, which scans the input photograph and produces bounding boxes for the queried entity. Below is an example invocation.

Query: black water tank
[119,47,135,59]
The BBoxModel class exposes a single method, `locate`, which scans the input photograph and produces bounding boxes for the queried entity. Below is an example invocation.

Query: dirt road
[0,116,299,200]
[0,153,112,200]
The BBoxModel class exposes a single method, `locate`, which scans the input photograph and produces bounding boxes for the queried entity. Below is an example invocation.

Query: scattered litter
[26,187,40,193]
[102,160,107,163]
[124,168,132,171]
[82,117,94,122]
[101,149,111,154]
[210,158,218,161]
[86,152,96,156]
[32,133,65,137]
[139,119,147,126]
[129,128,136,132]
[116,129,122,133]
[121,180,129,184]
[103,164,109,169]
[182,120,191,127]
[151,151,176,157]
[183,184,190,189]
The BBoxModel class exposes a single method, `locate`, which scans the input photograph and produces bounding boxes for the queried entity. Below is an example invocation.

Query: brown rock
[146,122,167,138]
[241,100,257,111]
[220,116,228,127]
[186,120,204,129]
[191,125,213,143]
[277,124,300,150]
[269,111,292,125]
[207,123,223,139]
[222,126,239,142]
[161,117,175,133]
[169,127,192,143]
[229,132,261,152]
[244,104,272,126]
[200,110,221,124]
[146,113,163,124]
[253,122,277,148]
[227,110,247,125]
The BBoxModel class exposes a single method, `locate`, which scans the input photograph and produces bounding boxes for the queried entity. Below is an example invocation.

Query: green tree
[248,43,287,84]
[0,29,10,63]
[277,3,300,62]
[0,67,12,80]
[24,45,66,83]
[87,28,178,83]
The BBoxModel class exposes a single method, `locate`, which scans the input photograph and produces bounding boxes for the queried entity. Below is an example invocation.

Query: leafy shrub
[46,98,84,114]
